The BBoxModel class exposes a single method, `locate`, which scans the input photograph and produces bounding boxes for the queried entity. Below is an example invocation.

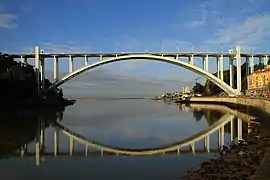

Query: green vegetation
[0,53,65,108]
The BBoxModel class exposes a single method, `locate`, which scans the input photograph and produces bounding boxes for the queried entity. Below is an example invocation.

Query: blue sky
[0,0,270,97]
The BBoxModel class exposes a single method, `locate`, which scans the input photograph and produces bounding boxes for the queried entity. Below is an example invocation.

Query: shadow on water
[0,107,65,159]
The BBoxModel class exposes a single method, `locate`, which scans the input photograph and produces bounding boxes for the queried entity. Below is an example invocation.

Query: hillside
[0,53,65,108]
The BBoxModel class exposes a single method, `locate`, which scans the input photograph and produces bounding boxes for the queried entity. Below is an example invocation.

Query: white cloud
[210,13,270,51]
[185,19,206,27]
[0,13,17,28]
[184,1,214,28]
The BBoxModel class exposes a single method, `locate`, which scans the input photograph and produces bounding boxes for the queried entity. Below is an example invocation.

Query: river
[0,99,250,180]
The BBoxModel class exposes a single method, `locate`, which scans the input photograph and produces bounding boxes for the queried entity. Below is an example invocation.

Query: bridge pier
[229,58,234,88]
[53,55,59,81]
[20,144,28,157]
[54,128,59,156]
[258,56,262,64]
[40,58,45,90]
[250,55,254,74]
[237,118,243,140]
[246,57,250,76]
[35,131,41,166]
[69,137,74,156]
[40,120,45,151]
[85,145,89,156]
[264,55,269,65]
[220,125,225,146]
[35,46,40,92]
[236,46,242,93]
[190,143,195,153]
[34,46,46,91]
[219,55,224,81]
[84,55,88,66]
[69,55,74,73]
[189,55,194,65]
[204,136,210,152]
[230,117,234,142]
[202,55,209,71]
[216,57,220,79]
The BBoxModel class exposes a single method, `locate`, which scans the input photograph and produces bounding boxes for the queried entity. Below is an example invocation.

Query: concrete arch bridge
[10,46,270,96]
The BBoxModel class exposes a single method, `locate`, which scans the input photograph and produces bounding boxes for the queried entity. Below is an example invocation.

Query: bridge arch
[47,54,238,95]
[54,113,234,155]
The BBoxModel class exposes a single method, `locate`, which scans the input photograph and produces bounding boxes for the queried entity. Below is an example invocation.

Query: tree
[192,83,204,94]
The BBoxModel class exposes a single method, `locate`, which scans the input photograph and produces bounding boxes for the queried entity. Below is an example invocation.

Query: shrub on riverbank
[0,53,64,108]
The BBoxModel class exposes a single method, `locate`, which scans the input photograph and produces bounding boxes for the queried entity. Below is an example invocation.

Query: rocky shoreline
[181,123,270,180]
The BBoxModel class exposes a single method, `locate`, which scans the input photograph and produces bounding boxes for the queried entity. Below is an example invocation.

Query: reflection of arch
[54,113,234,156]
[187,104,256,122]
[46,54,238,96]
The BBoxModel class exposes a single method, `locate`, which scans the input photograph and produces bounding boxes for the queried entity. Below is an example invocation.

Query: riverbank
[180,97,270,180]
[181,122,270,180]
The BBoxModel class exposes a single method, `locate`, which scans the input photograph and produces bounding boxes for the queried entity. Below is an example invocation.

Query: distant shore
[75,97,150,101]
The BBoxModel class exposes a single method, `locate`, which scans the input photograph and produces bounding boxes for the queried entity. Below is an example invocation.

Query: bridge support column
[219,55,224,81]
[54,128,59,156]
[236,46,242,93]
[203,55,208,72]
[237,118,243,140]
[69,137,74,156]
[265,55,269,66]
[190,143,195,153]
[84,55,88,66]
[35,46,40,93]
[216,57,220,79]
[229,58,234,88]
[218,128,221,146]
[205,136,210,152]
[40,58,45,90]
[188,55,194,65]
[85,145,89,156]
[221,125,225,146]
[259,56,263,65]
[35,127,41,166]
[230,117,234,142]
[250,55,254,74]
[204,55,209,71]
[246,57,250,76]
[205,55,209,72]
[53,55,59,81]
[20,56,27,64]
[69,55,74,73]
[40,120,45,151]
[20,144,28,157]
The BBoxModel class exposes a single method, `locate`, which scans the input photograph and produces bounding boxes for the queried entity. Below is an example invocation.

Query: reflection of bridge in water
[14,105,256,166]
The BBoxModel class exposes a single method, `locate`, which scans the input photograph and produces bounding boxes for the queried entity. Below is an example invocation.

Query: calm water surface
[0,99,249,180]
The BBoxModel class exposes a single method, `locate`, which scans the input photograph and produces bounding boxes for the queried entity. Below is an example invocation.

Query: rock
[181,123,270,180]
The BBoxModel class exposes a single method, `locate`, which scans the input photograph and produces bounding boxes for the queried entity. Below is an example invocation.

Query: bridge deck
[7,52,270,58]
[15,149,220,157]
